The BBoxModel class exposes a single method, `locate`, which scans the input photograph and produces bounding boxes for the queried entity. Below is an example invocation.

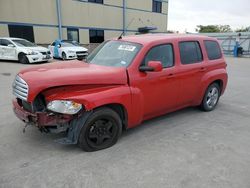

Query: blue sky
[168,0,250,32]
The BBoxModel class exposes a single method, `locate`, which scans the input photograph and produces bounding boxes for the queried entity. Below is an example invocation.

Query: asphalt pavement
[0,57,250,188]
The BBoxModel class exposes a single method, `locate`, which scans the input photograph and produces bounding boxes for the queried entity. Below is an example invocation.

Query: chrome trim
[13,75,29,101]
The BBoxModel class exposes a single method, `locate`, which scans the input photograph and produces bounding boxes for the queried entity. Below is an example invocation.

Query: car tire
[18,53,29,64]
[201,83,221,111]
[62,52,67,61]
[78,107,122,152]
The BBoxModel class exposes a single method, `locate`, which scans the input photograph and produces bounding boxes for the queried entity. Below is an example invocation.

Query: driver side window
[143,44,174,68]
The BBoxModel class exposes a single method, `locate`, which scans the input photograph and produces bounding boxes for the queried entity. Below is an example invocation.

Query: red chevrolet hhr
[12,34,228,151]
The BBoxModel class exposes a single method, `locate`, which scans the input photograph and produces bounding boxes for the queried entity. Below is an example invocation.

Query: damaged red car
[12,34,228,151]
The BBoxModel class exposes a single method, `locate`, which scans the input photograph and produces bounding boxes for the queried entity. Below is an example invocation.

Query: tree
[235,26,250,32]
[218,25,232,33]
[196,25,232,33]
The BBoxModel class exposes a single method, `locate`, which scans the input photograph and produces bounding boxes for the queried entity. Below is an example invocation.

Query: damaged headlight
[47,100,82,115]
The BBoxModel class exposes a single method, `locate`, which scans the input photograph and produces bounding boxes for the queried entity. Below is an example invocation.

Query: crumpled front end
[12,97,73,133]
[12,75,74,133]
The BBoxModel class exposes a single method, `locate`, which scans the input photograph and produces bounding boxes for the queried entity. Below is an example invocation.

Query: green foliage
[235,26,250,32]
[196,25,232,33]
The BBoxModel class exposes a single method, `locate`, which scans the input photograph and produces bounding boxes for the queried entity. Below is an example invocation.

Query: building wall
[0,0,58,25]
[34,27,59,44]
[0,0,169,44]
[0,25,9,37]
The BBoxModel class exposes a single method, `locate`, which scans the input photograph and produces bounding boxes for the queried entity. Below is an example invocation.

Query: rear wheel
[18,53,29,64]
[201,83,220,111]
[78,107,122,152]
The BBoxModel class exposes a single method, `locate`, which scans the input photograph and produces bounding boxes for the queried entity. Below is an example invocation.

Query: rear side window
[0,39,12,46]
[204,40,222,60]
[179,41,203,65]
[143,44,174,68]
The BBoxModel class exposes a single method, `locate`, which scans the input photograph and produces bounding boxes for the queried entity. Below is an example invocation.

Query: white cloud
[168,0,250,33]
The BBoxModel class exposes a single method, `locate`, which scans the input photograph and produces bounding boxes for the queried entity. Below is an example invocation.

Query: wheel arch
[212,79,223,95]
[93,103,128,131]
[18,52,27,58]
[201,79,224,101]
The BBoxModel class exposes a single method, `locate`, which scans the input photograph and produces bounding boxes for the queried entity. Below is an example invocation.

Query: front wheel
[18,53,29,64]
[201,83,220,111]
[78,107,122,152]
[62,52,67,61]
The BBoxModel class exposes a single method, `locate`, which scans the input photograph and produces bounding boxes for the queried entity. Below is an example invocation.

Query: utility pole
[123,0,126,35]
[56,0,62,40]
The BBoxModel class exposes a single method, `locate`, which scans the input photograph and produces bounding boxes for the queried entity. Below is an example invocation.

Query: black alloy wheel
[78,107,122,151]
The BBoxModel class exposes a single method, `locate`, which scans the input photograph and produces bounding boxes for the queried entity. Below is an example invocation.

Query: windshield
[62,40,81,46]
[12,39,37,47]
[61,42,76,47]
[86,40,142,67]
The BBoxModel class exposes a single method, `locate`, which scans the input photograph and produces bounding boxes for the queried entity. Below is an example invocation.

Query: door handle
[199,67,207,72]
[167,73,175,78]
[160,73,175,81]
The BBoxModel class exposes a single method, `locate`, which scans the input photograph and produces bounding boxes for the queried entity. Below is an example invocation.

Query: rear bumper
[12,99,73,127]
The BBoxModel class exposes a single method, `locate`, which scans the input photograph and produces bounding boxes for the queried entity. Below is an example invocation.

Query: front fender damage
[55,111,93,145]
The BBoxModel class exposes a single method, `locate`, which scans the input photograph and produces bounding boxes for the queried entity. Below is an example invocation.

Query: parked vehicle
[48,40,88,60]
[0,37,51,64]
[12,34,228,151]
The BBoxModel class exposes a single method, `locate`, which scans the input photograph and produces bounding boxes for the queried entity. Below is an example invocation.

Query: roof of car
[119,33,216,45]
[0,37,24,40]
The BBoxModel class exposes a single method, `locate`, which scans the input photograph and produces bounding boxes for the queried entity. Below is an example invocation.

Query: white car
[0,37,52,64]
[48,40,88,60]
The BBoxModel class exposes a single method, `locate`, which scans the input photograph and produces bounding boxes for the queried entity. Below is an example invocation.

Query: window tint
[143,44,174,68]
[179,41,203,64]
[67,28,79,42]
[152,0,162,13]
[204,40,222,60]
[88,0,103,4]
[0,39,12,46]
[89,30,104,43]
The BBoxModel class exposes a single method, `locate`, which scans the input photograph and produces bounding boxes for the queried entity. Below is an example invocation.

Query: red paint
[13,34,228,129]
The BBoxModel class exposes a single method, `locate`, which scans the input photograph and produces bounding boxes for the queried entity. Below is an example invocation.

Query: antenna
[118,18,135,39]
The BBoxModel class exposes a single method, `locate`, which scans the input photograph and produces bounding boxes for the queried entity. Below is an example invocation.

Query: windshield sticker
[118,45,136,52]
[120,61,127,65]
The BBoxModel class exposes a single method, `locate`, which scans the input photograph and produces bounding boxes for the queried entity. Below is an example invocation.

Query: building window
[8,25,35,42]
[152,0,162,13]
[88,0,103,4]
[67,28,79,42]
[89,30,104,43]
[179,41,203,65]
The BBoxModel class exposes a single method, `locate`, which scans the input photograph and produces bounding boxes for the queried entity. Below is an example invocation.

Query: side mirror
[8,44,15,48]
[57,44,61,48]
[139,61,163,72]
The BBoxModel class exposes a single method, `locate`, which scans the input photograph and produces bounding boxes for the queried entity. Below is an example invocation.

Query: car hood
[61,46,88,52]
[18,61,128,102]
[22,46,49,52]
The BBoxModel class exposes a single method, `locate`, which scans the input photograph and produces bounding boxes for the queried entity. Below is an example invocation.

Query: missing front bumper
[12,99,73,129]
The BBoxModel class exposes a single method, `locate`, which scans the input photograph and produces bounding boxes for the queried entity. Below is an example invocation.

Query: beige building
[0,0,168,44]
